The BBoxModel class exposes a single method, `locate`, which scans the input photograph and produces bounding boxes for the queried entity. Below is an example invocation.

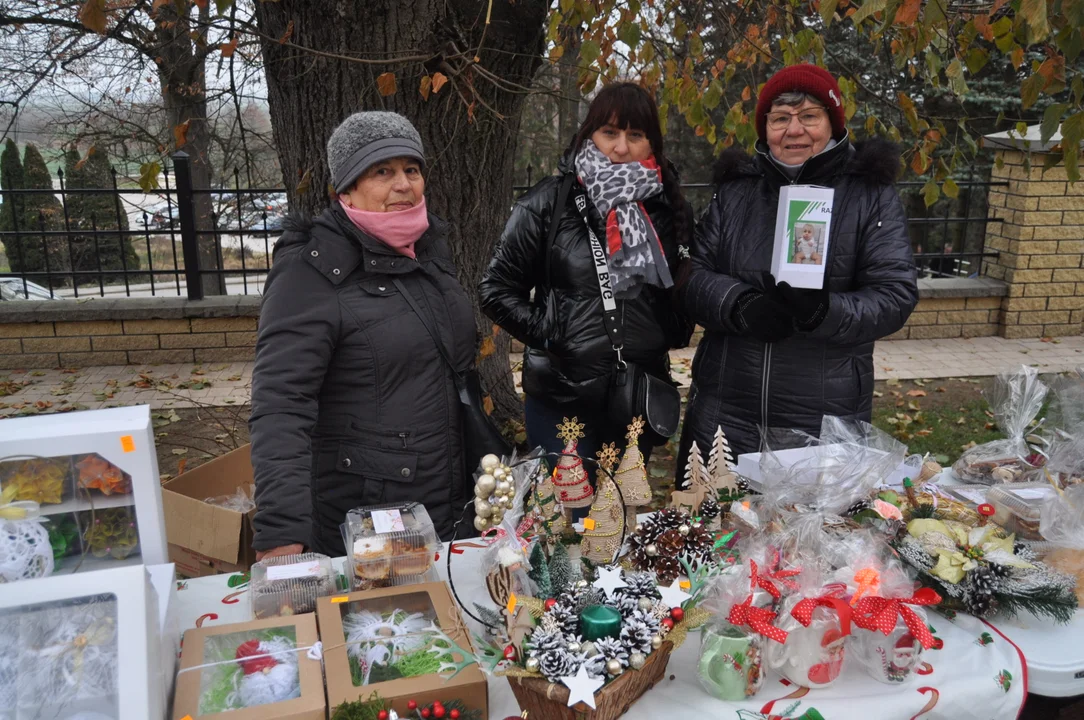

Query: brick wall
[0,297,259,370]
[983,148,1084,338]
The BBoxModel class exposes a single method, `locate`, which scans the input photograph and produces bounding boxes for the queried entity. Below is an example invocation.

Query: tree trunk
[254,0,548,429]
[557,24,582,144]
[155,3,226,297]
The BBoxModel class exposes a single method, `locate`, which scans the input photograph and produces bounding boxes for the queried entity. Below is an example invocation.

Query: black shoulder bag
[390,277,512,470]
[554,181,682,446]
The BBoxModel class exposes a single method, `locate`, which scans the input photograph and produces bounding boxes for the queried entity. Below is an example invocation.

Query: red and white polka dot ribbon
[851,587,942,650]
[728,594,789,644]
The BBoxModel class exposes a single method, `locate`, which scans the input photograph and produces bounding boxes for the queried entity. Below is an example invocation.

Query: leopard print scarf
[574,141,673,299]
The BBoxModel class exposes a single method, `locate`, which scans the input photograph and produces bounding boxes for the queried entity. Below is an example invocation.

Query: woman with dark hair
[480,82,692,511]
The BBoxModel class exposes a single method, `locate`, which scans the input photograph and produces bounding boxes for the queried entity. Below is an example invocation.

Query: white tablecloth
[174,543,1028,719]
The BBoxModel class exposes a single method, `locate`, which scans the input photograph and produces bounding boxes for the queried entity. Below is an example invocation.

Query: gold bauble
[481,454,501,472]
[476,474,497,496]
[474,516,490,532]
[474,499,494,518]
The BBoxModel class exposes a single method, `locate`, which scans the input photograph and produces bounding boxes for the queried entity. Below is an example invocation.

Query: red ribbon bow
[851,587,942,650]
[790,595,853,637]
[749,558,800,600]
[728,595,789,644]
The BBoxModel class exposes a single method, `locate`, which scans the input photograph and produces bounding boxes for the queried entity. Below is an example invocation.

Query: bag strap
[568,182,626,352]
[390,277,463,385]
[544,173,575,288]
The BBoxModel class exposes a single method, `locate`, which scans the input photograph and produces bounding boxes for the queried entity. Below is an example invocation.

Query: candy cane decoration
[916,662,934,676]
[222,590,246,605]
[195,613,218,628]
[910,687,940,720]
[759,682,809,715]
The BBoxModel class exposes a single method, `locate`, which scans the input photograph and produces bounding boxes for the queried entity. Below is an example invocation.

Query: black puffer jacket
[479,157,692,407]
[249,205,477,553]
[679,138,918,461]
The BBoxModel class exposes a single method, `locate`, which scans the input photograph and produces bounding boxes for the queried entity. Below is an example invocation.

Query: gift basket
[952,365,1048,484]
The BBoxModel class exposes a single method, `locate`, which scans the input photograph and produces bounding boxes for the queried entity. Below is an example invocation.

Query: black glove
[732,289,795,343]
[776,281,830,330]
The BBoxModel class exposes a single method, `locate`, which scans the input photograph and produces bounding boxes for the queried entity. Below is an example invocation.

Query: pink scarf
[337,197,429,259]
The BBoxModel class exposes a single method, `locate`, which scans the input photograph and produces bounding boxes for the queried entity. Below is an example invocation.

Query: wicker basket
[507,641,674,720]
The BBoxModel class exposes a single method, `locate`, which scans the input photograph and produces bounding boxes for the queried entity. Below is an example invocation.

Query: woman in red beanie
[677,64,918,461]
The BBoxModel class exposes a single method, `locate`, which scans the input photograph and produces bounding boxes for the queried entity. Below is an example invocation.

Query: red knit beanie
[755,64,847,141]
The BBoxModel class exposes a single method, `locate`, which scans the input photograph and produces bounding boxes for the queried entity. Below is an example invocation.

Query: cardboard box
[173,614,325,720]
[0,405,168,571]
[771,184,835,289]
[317,581,489,717]
[0,564,166,720]
[162,444,256,578]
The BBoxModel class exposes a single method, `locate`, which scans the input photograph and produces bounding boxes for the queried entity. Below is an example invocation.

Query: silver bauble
[497,495,511,508]
[638,597,655,612]
[476,474,497,496]
[629,652,646,670]
[634,524,643,534]
[651,635,663,649]
[581,641,598,658]
[481,454,501,472]
[606,659,623,676]
[645,544,658,557]
[473,516,490,532]
[493,468,508,482]
[525,657,541,673]
[575,579,589,589]
[678,524,690,536]
[567,641,581,654]
[474,499,494,518]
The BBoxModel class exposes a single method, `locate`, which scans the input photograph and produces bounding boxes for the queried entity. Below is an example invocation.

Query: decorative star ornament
[658,578,692,609]
[560,662,605,709]
[593,565,628,601]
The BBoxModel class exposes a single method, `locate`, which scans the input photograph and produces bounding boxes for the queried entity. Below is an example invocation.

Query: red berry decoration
[544,598,557,610]
[407,700,418,711]
[378,712,388,720]
[434,705,446,719]
[450,711,460,719]
[421,709,431,719]
[670,607,685,623]
[503,643,518,661]
[662,617,675,630]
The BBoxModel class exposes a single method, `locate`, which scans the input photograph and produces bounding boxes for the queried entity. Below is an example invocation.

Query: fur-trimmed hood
[711,137,902,187]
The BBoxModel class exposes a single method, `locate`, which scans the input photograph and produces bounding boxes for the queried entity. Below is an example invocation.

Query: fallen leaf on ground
[886,378,900,386]
[957,417,966,425]
[914,379,926,386]
[171,448,188,455]
[907,389,927,397]
[872,390,883,398]
[985,422,996,430]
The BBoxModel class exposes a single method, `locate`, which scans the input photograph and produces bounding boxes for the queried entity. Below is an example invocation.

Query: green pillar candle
[580,605,622,641]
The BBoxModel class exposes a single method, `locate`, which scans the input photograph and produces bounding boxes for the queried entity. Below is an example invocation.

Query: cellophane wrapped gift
[0,593,120,718]
[696,564,769,701]
[250,552,337,619]
[953,366,1048,484]
[1039,485,1084,604]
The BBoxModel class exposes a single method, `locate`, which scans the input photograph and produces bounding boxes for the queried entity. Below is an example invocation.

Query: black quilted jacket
[678,137,918,462]
[249,205,477,553]
[479,156,693,407]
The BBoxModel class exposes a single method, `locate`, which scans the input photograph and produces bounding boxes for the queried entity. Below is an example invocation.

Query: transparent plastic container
[250,553,336,619]
[342,503,439,591]
[987,482,1059,540]
[945,484,994,507]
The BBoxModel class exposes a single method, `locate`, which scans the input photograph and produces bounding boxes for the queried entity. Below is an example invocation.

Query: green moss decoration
[330,691,387,720]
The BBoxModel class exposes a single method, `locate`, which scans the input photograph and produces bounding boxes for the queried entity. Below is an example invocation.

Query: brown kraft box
[172,613,325,720]
[316,581,489,717]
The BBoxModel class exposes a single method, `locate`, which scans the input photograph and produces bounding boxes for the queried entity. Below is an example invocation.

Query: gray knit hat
[327,111,425,193]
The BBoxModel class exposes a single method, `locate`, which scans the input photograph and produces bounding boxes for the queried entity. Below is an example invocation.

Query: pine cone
[966,566,1001,595]
[845,499,871,517]
[682,523,714,566]
[594,637,630,668]
[655,556,681,585]
[988,563,1012,580]
[527,629,566,655]
[735,476,751,493]
[538,649,580,682]
[964,591,994,617]
[619,609,660,654]
[698,497,720,521]
[656,528,686,557]
[655,508,686,530]
[616,571,659,600]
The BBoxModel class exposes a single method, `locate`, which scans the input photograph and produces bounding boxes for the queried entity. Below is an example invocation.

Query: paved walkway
[1,336,1082,417]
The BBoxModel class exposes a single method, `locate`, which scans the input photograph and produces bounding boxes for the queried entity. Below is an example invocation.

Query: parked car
[0,278,56,301]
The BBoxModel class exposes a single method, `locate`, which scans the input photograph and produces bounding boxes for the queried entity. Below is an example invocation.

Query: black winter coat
[249,205,477,554]
[479,159,692,407]
[679,138,918,461]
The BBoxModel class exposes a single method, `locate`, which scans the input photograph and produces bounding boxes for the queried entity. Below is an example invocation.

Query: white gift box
[148,562,180,709]
[0,564,166,720]
[0,405,167,577]
[771,185,835,289]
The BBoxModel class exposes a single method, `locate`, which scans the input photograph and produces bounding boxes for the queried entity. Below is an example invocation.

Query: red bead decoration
[503,643,518,661]
[544,598,557,611]
[378,712,388,720]
[421,709,431,719]
[450,711,460,719]
[662,617,675,630]
[670,607,685,623]
[434,706,446,719]
[407,701,418,711]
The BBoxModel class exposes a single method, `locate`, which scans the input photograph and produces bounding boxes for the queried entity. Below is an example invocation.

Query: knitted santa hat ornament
[755,64,847,141]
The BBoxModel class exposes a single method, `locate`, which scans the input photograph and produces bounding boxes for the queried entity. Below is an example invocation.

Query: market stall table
[172,542,1027,720]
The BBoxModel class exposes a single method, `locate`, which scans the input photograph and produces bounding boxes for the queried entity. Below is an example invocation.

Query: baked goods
[353,537,392,581]
[392,534,433,577]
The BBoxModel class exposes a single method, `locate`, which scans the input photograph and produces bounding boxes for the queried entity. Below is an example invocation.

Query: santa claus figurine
[235,638,301,707]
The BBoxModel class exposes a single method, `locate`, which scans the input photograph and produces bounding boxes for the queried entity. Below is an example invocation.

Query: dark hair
[568,82,690,253]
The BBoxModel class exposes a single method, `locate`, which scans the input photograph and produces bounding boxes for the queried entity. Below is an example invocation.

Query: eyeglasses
[766,108,828,131]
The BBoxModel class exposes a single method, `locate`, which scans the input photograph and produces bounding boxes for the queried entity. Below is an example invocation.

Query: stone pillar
[982,133,1084,339]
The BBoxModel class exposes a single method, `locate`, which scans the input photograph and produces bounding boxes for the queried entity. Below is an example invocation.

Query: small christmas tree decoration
[614,418,653,528]
[552,418,594,510]
[579,444,626,564]
[669,443,714,520]
[707,426,740,494]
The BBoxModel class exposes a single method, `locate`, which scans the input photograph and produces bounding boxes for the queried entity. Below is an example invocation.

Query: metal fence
[0,156,1008,301]
[0,152,283,301]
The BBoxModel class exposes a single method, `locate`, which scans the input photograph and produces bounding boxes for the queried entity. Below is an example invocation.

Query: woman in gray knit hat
[249,111,480,558]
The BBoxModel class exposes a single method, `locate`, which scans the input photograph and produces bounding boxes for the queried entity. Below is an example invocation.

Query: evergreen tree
[3,144,66,282]
[0,139,26,273]
[65,146,139,285]
[548,542,576,596]
[527,542,553,599]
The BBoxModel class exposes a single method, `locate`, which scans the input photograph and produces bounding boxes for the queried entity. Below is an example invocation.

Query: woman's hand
[255,543,305,561]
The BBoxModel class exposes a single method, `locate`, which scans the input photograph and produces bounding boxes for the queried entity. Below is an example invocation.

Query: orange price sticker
[507,593,518,615]
[330,596,349,604]
[181,717,193,720]
[679,580,691,590]
[583,518,596,531]
[120,435,135,453]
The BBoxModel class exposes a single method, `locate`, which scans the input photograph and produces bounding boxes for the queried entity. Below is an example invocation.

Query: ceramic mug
[850,605,926,684]
[697,622,765,700]
[765,598,846,688]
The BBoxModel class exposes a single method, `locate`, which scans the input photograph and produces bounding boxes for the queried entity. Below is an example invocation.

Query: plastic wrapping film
[1039,485,1084,604]
[952,365,1048,484]
[204,484,256,513]
[250,552,337,619]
